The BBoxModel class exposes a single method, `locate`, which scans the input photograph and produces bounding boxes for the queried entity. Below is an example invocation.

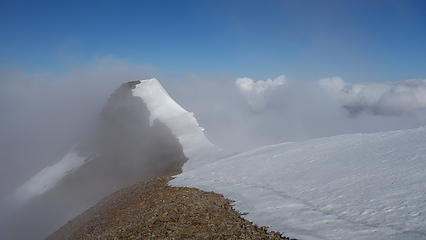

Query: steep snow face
[12,150,85,205]
[172,127,426,240]
[132,78,217,169]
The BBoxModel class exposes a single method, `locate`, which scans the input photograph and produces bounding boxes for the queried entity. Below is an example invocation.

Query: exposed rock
[48,176,292,240]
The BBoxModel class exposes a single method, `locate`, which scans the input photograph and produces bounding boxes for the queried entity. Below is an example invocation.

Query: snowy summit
[12,78,215,205]
[132,78,217,169]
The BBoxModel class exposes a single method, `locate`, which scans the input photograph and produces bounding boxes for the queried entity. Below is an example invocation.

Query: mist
[1,57,425,239]
[0,56,158,196]
[168,74,426,152]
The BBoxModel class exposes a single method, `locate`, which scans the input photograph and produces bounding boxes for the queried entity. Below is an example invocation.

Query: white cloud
[235,75,287,110]
[320,77,426,116]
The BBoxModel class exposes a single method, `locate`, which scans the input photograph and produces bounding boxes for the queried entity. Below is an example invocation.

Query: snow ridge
[132,78,218,170]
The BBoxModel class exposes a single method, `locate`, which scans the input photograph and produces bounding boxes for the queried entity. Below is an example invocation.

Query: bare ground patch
[48,176,293,240]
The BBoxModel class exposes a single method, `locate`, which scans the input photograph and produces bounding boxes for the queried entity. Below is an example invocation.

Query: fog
[320,77,426,116]
[0,56,158,196]
[1,56,425,239]
[168,74,426,152]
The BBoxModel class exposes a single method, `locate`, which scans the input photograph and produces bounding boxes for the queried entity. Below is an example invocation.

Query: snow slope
[12,149,86,205]
[132,78,218,170]
[171,127,426,240]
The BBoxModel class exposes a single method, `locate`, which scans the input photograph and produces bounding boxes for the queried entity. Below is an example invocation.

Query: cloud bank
[1,60,425,240]
[320,77,426,116]
[235,75,287,110]
[1,64,425,202]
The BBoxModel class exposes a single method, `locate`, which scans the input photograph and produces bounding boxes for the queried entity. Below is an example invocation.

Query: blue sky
[1,0,426,82]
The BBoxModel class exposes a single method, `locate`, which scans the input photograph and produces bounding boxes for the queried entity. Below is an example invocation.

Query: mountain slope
[47,176,289,240]
[172,127,426,240]
[13,80,189,206]
[5,79,213,240]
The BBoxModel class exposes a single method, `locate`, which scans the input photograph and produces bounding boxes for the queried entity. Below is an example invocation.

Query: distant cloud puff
[319,77,426,116]
[236,75,287,110]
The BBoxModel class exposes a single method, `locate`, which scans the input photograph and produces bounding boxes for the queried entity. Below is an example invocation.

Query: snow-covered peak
[132,78,217,169]
[11,78,216,206]
[5,79,214,240]
[133,78,189,126]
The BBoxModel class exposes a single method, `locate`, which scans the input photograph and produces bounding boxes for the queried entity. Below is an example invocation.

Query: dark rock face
[6,81,187,240]
[50,80,187,205]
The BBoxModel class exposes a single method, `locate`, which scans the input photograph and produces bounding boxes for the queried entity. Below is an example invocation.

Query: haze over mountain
[1,77,425,240]
[2,1,426,239]
[0,79,217,240]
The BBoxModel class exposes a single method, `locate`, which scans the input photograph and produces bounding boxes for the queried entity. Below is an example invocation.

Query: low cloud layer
[1,64,425,200]
[320,77,426,116]
[1,59,425,239]
[235,75,287,110]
